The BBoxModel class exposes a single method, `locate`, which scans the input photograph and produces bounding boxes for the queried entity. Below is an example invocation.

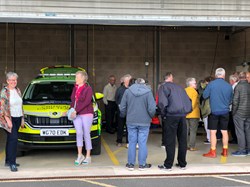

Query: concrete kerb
[0,163,250,181]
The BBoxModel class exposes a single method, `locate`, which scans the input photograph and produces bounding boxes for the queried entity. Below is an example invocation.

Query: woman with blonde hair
[69,71,94,165]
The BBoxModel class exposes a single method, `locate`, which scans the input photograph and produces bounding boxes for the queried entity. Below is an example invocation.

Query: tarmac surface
[0,126,249,181]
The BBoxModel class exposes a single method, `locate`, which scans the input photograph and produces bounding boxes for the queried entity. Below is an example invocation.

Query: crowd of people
[0,67,249,172]
[103,68,250,171]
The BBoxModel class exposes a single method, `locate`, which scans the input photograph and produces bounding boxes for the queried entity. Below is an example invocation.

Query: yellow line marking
[213,176,250,185]
[0,150,5,161]
[101,136,120,166]
[113,147,125,155]
[220,156,227,164]
[80,179,117,187]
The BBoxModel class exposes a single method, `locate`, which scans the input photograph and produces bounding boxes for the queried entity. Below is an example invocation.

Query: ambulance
[18,65,103,155]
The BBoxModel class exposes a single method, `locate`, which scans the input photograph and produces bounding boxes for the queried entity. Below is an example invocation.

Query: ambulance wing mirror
[95,92,104,100]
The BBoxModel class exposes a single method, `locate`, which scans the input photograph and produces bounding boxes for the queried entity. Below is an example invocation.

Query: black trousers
[161,119,165,145]
[116,110,128,143]
[105,101,117,131]
[163,116,187,168]
[5,117,22,165]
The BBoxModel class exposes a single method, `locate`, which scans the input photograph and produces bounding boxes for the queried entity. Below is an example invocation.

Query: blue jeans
[127,125,150,166]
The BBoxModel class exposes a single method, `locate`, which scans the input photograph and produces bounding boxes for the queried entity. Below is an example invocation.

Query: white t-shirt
[9,89,23,117]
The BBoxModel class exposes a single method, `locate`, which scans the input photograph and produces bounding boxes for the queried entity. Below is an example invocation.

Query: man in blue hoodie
[203,68,233,158]
[119,78,156,171]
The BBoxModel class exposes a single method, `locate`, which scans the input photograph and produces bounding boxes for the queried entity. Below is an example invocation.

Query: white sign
[40,129,69,136]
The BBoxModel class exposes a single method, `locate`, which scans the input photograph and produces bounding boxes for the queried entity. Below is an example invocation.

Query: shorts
[208,113,229,130]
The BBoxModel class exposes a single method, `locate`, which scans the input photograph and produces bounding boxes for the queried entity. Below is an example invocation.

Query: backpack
[200,98,211,118]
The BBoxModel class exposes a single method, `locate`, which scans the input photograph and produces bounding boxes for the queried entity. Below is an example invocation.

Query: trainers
[204,140,210,144]
[232,150,247,157]
[126,163,135,171]
[116,143,122,147]
[158,165,172,171]
[10,164,18,172]
[161,144,165,149]
[221,148,228,157]
[188,147,197,151]
[175,163,186,170]
[247,150,250,156]
[203,149,216,158]
[82,157,91,164]
[74,155,85,166]
[139,163,152,171]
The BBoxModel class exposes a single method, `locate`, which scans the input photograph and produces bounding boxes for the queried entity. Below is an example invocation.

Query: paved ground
[0,126,249,180]
[0,175,250,187]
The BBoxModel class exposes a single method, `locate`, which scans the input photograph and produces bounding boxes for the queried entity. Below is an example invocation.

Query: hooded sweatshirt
[119,83,156,126]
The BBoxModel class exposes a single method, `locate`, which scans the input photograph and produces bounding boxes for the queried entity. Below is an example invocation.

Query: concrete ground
[0,126,249,180]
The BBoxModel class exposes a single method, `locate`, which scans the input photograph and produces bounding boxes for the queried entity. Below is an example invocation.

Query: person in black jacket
[158,72,192,171]
[232,72,250,156]
[115,74,132,147]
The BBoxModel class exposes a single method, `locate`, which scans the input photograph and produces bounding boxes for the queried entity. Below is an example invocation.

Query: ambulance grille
[27,116,74,128]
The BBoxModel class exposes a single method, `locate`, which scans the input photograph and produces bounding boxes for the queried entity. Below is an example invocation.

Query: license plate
[40,129,69,136]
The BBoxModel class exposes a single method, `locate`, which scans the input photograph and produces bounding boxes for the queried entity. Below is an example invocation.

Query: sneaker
[203,149,217,158]
[247,150,250,156]
[158,164,172,171]
[74,155,85,166]
[204,140,211,144]
[175,163,186,170]
[139,163,152,171]
[82,157,91,164]
[188,147,197,151]
[116,143,122,147]
[10,164,18,172]
[232,150,247,157]
[161,144,165,149]
[126,163,135,171]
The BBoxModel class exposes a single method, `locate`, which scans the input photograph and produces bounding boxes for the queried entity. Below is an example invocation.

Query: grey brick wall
[0,24,245,94]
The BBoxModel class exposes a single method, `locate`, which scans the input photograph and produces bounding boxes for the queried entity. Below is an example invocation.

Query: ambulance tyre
[91,136,101,155]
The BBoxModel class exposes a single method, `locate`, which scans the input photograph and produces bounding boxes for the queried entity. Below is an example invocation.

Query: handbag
[67,101,76,121]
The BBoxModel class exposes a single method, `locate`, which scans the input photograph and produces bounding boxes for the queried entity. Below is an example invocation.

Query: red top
[70,84,93,115]
[155,93,159,105]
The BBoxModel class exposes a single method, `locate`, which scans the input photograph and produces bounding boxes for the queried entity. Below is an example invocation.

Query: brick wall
[160,27,233,87]
[0,24,245,94]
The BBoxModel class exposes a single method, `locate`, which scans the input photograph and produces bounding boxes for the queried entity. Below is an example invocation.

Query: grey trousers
[233,114,250,151]
[186,118,199,148]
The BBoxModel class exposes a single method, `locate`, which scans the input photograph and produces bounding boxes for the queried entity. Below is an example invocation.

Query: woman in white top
[0,72,24,172]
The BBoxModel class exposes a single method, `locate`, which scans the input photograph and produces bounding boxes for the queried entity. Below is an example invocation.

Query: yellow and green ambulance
[18,65,103,155]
